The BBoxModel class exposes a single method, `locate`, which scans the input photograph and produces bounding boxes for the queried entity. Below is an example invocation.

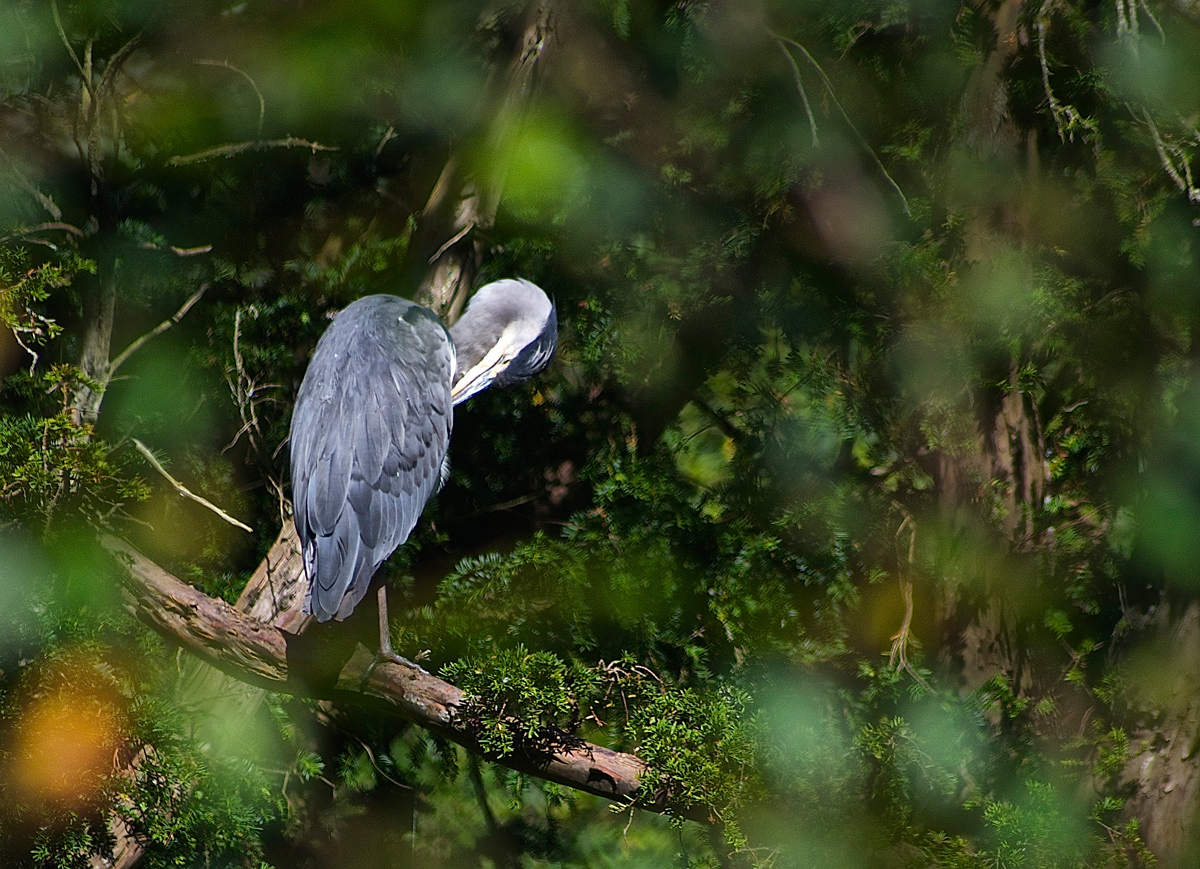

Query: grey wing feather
[290,295,454,622]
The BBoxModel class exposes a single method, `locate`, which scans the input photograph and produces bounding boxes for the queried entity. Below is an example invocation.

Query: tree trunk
[934,4,1200,861]
[1118,597,1200,867]
[72,268,116,426]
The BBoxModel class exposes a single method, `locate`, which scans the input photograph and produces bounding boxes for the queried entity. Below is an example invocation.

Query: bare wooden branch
[771,31,911,217]
[195,59,266,137]
[51,0,86,82]
[774,37,819,148]
[99,533,702,820]
[167,138,336,166]
[5,221,83,239]
[105,534,289,685]
[109,283,209,376]
[131,439,253,533]
[235,521,310,630]
[417,1,556,320]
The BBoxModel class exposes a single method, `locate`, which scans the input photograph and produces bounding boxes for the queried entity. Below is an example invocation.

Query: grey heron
[289,278,556,659]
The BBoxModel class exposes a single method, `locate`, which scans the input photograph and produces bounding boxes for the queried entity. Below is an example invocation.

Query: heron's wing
[290,297,454,622]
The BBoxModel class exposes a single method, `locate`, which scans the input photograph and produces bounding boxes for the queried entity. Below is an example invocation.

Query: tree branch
[99,533,704,822]
[109,283,209,376]
[166,138,336,166]
[194,59,265,137]
[131,438,253,533]
[771,31,910,216]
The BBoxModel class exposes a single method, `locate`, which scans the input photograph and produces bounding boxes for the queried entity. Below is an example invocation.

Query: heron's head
[449,279,557,404]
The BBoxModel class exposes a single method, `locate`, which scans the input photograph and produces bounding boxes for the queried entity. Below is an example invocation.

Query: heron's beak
[451,328,517,405]
[451,360,502,405]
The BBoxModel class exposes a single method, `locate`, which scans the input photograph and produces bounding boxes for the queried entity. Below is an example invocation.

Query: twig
[0,151,63,220]
[354,735,411,791]
[195,60,266,137]
[12,328,40,375]
[771,31,911,216]
[774,38,819,148]
[223,307,284,458]
[1139,0,1165,43]
[1144,110,1200,204]
[1115,0,1140,50]
[1037,16,1097,144]
[132,438,253,533]
[481,493,538,513]
[167,137,337,166]
[6,221,83,239]
[888,514,931,690]
[375,125,397,159]
[50,0,86,81]
[109,283,209,376]
[94,30,144,112]
[138,242,214,257]
[692,396,745,443]
[427,223,474,265]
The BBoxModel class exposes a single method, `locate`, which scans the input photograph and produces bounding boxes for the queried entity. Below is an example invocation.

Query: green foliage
[284,218,414,297]
[118,704,280,868]
[0,246,92,359]
[0,371,149,528]
[0,631,277,868]
[443,647,599,756]
[631,686,760,833]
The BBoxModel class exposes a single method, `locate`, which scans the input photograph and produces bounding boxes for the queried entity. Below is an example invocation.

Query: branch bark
[100,533,702,822]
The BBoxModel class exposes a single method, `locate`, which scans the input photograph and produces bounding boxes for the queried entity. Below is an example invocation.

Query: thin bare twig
[1139,0,1166,42]
[95,30,144,109]
[195,60,266,137]
[12,329,40,375]
[1037,16,1097,144]
[132,438,253,533]
[771,31,911,216]
[138,242,214,257]
[888,514,931,690]
[774,37,819,148]
[0,151,63,220]
[109,283,209,376]
[375,125,397,159]
[167,137,337,166]
[1115,0,1140,50]
[1144,110,1200,204]
[50,0,85,81]
[427,223,474,265]
[223,307,283,458]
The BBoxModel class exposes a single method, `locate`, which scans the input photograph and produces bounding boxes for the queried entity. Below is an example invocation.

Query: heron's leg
[359,586,426,688]
[374,585,416,668]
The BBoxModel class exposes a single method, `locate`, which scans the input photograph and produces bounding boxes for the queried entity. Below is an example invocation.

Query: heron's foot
[377,648,423,670]
[358,648,429,689]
